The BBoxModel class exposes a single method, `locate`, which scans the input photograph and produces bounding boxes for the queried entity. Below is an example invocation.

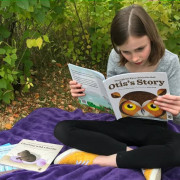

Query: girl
[54,5,180,180]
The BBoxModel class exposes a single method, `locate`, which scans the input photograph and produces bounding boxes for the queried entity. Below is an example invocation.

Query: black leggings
[54,117,180,169]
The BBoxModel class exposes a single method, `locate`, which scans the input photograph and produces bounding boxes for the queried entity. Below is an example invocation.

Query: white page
[68,64,112,109]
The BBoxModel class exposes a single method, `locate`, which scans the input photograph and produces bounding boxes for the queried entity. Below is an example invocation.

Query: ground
[0,63,108,131]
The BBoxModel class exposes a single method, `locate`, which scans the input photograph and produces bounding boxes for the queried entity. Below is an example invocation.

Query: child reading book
[54,4,180,180]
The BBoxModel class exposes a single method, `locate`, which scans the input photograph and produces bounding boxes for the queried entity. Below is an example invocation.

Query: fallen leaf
[58,105,64,109]
[5,123,12,130]
[56,63,62,67]
[68,105,76,111]
[12,101,17,106]
[21,114,27,118]
[13,114,19,118]
[35,93,40,99]
[9,116,15,122]
[6,107,13,113]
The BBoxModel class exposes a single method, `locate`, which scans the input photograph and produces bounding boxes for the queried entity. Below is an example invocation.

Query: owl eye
[143,100,165,118]
[147,102,160,111]
[120,100,141,116]
[124,102,136,110]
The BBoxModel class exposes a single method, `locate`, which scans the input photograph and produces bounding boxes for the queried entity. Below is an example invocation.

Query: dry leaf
[58,105,64,109]
[68,105,76,111]
[35,93,40,99]
[5,123,12,130]
[13,114,19,118]
[9,116,15,122]
[56,63,62,67]
[6,107,13,113]
[12,101,17,106]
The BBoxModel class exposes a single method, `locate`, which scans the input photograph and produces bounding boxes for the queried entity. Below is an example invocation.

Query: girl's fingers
[70,84,82,89]
[71,88,85,97]
[69,80,82,90]
[156,95,180,106]
[157,94,180,102]
[69,80,77,85]
[154,95,180,116]
[69,82,85,97]
[158,106,179,116]
[71,92,86,97]
[71,88,85,93]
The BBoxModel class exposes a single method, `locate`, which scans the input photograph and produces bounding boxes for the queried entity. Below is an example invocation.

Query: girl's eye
[136,47,144,52]
[122,51,130,55]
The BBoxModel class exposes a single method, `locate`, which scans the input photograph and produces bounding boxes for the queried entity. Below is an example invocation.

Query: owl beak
[141,109,145,115]
[138,109,150,116]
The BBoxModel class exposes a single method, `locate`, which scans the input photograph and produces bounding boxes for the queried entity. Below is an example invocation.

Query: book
[0,143,20,175]
[68,64,112,110]
[68,63,173,121]
[0,139,63,172]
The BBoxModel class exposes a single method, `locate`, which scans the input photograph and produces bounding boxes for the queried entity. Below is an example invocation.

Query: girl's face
[118,35,151,66]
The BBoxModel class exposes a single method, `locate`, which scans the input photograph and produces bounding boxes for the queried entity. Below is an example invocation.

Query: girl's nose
[131,53,139,62]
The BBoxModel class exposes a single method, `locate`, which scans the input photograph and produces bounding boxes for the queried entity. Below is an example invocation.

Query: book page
[68,64,112,109]
[103,72,173,120]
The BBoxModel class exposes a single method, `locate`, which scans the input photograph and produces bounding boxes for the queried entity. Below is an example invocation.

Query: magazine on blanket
[0,139,63,172]
[68,63,173,121]
[0,143,20,175]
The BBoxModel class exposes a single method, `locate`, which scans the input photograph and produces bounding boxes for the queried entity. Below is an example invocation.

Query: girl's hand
[69,80,85,97]
[154,94,180,116]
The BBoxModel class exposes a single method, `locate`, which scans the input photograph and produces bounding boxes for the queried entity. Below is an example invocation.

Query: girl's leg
[116,132,180,168]
[54,118,180,168]
[54,118,168,156]
[93,153,117,167]
[54,119,128,155]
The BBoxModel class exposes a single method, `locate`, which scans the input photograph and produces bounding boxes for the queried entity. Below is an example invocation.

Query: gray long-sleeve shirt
[107,49,180,124]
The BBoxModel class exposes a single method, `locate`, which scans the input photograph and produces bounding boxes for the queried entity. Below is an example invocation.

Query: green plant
[0,0,179,104]
[0,43,18,103]
[0,0,55,103]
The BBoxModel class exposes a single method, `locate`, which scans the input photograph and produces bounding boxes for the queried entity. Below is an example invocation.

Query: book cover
[0,139,63,172]
[68,64,173,121]
[68,63,112,110]
[0,144,20,175]
[103,72,173,120]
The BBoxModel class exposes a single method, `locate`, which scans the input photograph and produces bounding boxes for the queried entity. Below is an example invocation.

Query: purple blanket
[0,108,180,180]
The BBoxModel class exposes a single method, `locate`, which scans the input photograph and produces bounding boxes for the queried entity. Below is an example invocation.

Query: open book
[68,63,173,121]
[0,139,63,172]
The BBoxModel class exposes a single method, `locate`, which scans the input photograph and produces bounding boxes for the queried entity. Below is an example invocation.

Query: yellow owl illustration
[111,89,167,119]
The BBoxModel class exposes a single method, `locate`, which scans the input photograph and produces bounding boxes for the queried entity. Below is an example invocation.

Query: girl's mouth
[135,62,142,65]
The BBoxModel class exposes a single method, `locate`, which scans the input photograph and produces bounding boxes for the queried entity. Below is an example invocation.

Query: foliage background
[0,0,179,130]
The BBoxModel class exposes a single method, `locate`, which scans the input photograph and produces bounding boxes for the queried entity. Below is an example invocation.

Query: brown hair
[111,4,165,66]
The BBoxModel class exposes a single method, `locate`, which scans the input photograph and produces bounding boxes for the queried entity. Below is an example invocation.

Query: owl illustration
[111,89,167,119]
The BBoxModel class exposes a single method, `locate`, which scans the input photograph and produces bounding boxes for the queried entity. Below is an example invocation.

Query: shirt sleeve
[167,55,180,124]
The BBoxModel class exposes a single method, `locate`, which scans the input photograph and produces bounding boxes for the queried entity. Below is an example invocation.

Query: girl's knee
[54,120,74,144]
